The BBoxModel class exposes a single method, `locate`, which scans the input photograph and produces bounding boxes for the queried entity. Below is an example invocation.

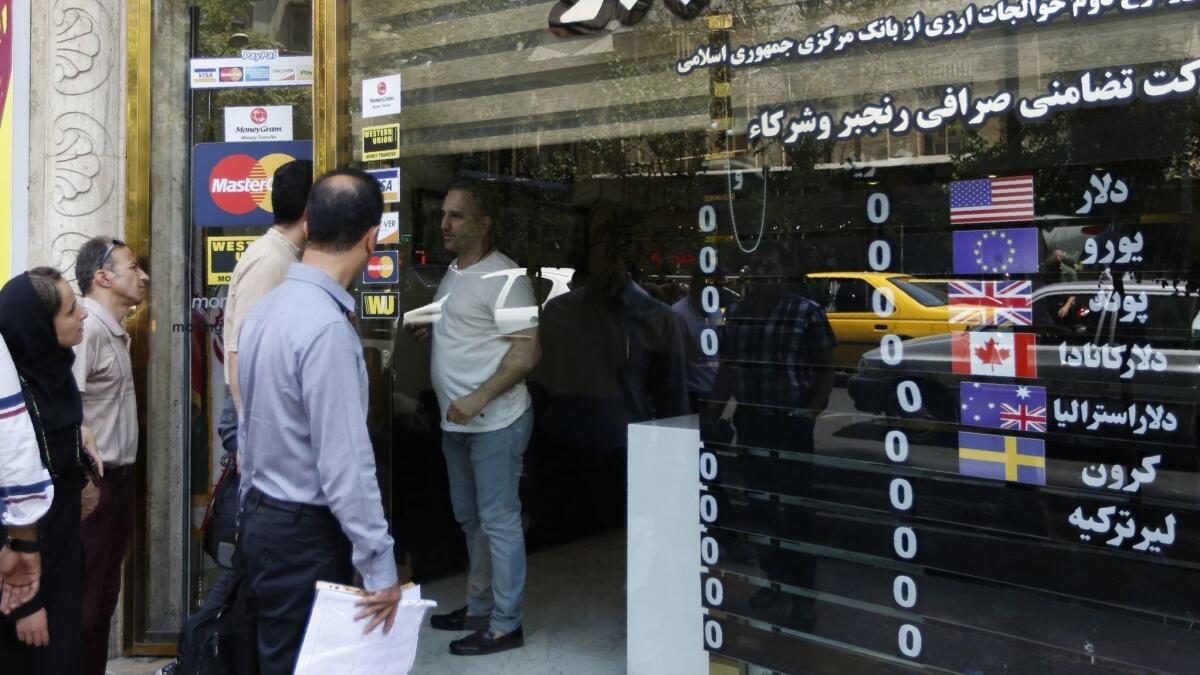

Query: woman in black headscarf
[0,267,103,673]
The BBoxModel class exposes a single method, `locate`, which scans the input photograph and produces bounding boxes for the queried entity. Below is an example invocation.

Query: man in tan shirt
[72,236,149,675]
[225,159,313,410]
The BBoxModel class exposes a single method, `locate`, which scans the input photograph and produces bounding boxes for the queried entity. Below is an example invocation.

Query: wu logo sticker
[360,292,399,319]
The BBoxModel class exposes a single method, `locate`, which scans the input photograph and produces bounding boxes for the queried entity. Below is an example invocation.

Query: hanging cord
[727,159,768,254]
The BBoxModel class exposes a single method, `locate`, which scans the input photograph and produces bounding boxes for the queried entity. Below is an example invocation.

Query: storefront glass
[320,0,1200,671]
[184,3,316,611]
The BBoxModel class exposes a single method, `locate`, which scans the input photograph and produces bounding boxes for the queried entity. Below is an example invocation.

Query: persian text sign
[676,0,1197,75]
[749,58,1200,145]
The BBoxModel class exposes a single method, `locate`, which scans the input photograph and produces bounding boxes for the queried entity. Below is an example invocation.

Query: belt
[245,486,333,518]
[103,464,136,477]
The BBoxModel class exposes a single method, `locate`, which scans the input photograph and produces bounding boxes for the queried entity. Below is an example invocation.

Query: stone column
[27,0,130,658]
[143,0,191,643]
[28,0,126,274]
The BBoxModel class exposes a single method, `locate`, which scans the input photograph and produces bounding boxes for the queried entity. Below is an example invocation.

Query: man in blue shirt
[237,169,402,675]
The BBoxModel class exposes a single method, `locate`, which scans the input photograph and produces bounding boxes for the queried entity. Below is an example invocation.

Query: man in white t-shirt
[410,180,539,656]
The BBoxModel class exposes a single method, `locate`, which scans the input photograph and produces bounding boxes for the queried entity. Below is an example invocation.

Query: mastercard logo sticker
[194,141,312,227]
[208,152,298,215]
[362,251,399,285]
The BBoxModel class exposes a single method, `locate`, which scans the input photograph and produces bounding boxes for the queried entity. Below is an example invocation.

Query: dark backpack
[202,454,240,568]
[177,568,259,675]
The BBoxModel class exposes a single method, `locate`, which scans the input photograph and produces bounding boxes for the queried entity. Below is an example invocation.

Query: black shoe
[449,627,525,656]
[430,605,490,632]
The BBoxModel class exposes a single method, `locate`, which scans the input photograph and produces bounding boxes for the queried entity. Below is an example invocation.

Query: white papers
[294,582,435,675]
[402,297,446,328]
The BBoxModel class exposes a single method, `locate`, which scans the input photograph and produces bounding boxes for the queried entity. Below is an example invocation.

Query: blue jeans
[442,408,533,634]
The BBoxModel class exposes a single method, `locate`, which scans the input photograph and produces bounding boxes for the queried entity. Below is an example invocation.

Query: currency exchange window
[338,0,1200,672]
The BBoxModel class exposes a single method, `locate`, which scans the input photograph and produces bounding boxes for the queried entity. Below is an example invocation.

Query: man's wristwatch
[3,535,40,553]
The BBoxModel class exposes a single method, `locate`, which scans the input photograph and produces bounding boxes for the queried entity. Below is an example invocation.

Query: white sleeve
[0,336,54,527]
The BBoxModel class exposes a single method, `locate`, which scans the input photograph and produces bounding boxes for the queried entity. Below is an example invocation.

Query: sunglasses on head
[98,239,126,269]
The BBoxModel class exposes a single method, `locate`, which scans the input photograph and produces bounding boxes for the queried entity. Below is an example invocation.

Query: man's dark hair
[271,159,314,225]
[446,178,498,220]
[305,168,384,252]
[75,236,124,296]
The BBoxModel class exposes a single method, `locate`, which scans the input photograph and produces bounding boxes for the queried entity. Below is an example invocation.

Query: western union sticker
[360,292,400,319]
[206,236,260,285]
[362,124,400,161]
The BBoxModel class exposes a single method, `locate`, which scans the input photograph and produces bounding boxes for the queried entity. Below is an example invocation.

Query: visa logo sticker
[360,292,399,319]
[366,168,401,203]
[362,251,399,285]
[192,68,218,85]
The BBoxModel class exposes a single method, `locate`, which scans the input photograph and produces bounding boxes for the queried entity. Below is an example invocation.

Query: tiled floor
[412,529,626,675]
[109,530,627,675]
[106,655,172,674]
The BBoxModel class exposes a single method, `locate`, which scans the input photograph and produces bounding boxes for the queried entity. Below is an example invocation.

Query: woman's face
[52,278,87,348]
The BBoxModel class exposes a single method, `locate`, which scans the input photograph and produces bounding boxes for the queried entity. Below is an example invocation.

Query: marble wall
[28,0,126,277]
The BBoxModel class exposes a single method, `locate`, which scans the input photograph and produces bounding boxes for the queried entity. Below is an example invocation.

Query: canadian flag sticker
[951,331,1037,379]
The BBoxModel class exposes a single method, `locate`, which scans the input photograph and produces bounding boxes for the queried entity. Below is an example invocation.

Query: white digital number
[872,287,896,318]
[893,575,918,609]
[701,286,720,314]
[898,624,923,658]
[885,430,909,463]
[699,205,718,233]
[867,193,890,224]
[700,494,719,523]
[704,619,724,649]
[880,334,904,366]
[869,240,892,271]
[700,328,719,356]
[704,577,724,606]
[889,478,913,511]
[701,536,720,566]
[893,526,918,560]
[896,381,922,414]
[700,246,718,274]
[700,452,718,481]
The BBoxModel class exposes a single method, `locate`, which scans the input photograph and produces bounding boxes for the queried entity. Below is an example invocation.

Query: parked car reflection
[848,280,1200,438]
[805,272,965,370]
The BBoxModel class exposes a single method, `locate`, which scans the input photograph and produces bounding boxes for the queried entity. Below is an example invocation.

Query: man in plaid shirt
[707,244,835,626]
[712,248,836,419]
